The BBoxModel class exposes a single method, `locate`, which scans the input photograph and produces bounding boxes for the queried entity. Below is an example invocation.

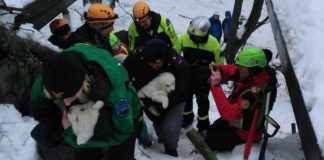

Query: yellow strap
[183,110,193,115]
[197,115,209,121]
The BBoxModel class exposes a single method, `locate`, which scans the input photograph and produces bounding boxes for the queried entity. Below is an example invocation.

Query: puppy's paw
[161,97,169,109]
[148,107,161,116]
[77,133,91,145]
[93,100,104,110]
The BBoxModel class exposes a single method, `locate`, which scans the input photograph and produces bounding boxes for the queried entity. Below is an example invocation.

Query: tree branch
[255,16,269,29]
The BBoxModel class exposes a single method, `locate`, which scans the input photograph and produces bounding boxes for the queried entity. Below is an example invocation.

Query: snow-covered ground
[1,0,323,159]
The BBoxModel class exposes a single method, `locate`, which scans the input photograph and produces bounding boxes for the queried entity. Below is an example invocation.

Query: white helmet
[213,11,220,16]
[187,16,211,37]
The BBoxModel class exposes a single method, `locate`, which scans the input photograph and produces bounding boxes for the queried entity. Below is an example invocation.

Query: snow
[2,0,33,8]
[0,105,38,160]
[272,0,324,156]
[1,0,324,159]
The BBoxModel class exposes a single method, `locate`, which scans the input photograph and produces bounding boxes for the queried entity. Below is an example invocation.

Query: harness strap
[230,83,271,129]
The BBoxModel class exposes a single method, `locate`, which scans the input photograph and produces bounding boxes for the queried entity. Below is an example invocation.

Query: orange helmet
[133,1,150,19]
[49,19,68,33]
[86,3,118,23]
[49,19,71,35]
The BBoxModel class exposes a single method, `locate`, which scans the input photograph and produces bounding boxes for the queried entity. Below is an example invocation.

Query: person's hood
[225,11,231,18]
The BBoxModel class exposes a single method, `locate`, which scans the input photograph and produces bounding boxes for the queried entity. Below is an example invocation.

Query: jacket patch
[241,99,250,109]
[115,99,130,116]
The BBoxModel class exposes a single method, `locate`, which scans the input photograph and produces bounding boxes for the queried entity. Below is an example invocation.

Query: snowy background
[1,0,324,159]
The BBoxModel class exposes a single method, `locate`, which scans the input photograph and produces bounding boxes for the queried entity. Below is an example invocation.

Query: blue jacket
[222,11,232,41]
[209,17,222,42]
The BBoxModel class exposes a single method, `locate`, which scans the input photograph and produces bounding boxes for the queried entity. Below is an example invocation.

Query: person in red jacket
[205,47,272,151]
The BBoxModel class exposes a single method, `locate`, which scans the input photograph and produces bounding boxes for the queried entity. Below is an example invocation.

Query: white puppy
[67,100,104,145]
[138,72,176,116]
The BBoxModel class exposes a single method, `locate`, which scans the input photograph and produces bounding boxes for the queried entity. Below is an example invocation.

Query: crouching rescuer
[28,43,141,160]
[205,47,278,153]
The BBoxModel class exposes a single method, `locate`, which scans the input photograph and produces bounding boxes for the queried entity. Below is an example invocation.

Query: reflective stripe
[197,115,209,121]
[183,110,193,115]
[138,115,143,122]
[229,119,243,128]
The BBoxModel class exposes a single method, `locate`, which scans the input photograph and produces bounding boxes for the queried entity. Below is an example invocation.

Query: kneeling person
[205,47,276,152]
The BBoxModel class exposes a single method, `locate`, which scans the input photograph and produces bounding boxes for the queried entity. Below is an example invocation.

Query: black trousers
[39,133,136,160]
[204,118,245,152]
[75,133,137,160]
[183,83,210,130]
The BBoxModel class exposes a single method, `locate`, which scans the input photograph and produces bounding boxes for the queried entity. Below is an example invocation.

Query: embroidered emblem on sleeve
[115,99,130,116]
[241,100,250,109]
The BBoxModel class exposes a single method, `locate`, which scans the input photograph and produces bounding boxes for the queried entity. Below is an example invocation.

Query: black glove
[140,98,163,109]
[91,106,113,140]
[140,98,165,117]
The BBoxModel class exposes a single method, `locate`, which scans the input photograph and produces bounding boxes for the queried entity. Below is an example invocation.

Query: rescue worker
[123,39,191,157]
[29,43,142,160]
[173,16,223,135]
[128,1,178,51]
[205,47,276,151]
[48,18,85,49]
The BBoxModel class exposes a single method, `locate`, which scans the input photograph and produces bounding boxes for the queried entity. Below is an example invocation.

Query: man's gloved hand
[140,98,164,116]
[140,98,162,108]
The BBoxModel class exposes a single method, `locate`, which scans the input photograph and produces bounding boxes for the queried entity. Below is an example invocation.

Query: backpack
[255,65,278,130]
[265,66,278,111]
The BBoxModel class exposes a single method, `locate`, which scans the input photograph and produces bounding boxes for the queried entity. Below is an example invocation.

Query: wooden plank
[13,0,76,30]
[265,0,323,159]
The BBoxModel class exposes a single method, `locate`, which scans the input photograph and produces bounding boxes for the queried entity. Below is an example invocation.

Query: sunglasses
[90,22,114,30]
[134,15,150,24]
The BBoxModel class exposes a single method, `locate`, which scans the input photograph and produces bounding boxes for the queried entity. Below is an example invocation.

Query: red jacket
[211,64,270,142]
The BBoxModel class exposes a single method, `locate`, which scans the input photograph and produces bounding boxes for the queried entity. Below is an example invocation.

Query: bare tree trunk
[222,0,267,64]
[0,24,57,114]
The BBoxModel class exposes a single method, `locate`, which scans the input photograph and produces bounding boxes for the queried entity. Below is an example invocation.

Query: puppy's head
[68,104,86,116]
[67,101,97,116]
[158,72,176,93]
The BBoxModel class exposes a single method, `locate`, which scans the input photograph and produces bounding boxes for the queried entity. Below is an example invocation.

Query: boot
[165,149,178,157]
[197,119,210,131]
[141,139,152,148]
[182,113,194,128]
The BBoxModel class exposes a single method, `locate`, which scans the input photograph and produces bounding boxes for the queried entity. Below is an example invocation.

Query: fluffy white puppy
[138,72,176,116]
[67,100,104,145]
[113,54,127,63]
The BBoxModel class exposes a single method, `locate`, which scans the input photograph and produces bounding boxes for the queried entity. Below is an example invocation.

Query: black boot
[182,113,194,128]
[165,149,178,157]
[197,119,210,131]
[141,139,152,148]
[158,138,164,144]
